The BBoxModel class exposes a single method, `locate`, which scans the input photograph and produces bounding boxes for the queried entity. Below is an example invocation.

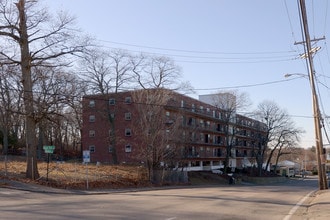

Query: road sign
[43,145,55,154]
[83,150,90,163]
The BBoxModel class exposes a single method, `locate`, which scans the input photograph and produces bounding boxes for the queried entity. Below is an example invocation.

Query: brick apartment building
[82,88,267,171]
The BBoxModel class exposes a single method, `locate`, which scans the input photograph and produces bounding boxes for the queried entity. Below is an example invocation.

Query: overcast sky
[44,0,330,150]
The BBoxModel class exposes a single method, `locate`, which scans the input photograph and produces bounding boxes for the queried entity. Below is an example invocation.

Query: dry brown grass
[0,156,150,190]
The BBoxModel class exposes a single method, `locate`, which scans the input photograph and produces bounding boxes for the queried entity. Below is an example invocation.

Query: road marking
[282,190,315,220]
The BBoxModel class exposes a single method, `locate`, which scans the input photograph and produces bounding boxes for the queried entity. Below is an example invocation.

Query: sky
[43,0,330,150]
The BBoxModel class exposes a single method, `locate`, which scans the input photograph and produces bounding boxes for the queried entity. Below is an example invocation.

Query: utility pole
[298,0,328,190]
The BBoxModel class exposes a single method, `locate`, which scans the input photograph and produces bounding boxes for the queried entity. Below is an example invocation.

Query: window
[89,115,95,122]
[89,100,95,107]
[109,146,114,153]
[189,146,196,157]
[214,148,221,157]
[200,133,204,142]
[217,136,223,145]
[213,136,217,144]
[124,97,132,104]
[125,128,132,136]
[125,112,131,120]
[125,144,132,153]
[89,130,95,137]
[204,134,210,143]
[199,119,204,127]
[109,129,114,136]
[189,132,195,141]
[109,98,115,105]
[188,117,195,126]
[200,106,204,113]
[165,111,170,117]
[89,145,95,153]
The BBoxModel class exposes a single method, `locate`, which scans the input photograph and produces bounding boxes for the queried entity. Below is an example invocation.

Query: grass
[0,156,229,189]
[0,156,150,190]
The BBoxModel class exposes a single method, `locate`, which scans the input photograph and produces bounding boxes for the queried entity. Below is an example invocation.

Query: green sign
[43,145,55,154]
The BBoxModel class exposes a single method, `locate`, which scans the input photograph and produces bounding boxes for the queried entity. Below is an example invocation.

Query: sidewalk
[0,178,158,194]
[0,179,80,194]
[306,189,330,220]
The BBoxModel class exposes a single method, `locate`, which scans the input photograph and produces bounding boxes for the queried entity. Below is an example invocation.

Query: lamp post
[284,73,306,78]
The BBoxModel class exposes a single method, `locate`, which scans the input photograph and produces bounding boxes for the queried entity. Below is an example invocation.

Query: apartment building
[82,88,267,171]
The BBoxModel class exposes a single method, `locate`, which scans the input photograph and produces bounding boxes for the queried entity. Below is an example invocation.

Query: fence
[152,169,189,184]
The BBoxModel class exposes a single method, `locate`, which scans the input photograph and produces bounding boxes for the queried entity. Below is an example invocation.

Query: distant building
[199,93,237,111]
[82,88,267,171]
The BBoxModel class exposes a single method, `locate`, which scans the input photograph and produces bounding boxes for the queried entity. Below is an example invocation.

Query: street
[0,177,318,220]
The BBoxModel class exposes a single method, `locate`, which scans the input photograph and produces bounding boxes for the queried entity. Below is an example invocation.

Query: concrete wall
[241,176,287,184]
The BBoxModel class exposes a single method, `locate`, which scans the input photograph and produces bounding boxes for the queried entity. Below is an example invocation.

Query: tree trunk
[257,152,263,177]
[223,150,230,174]
[107,103,118,164]
[17,0,39,179]
[265,147,276,172]
[1,128,9,155]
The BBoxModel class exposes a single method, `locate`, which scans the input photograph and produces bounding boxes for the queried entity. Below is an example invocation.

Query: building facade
[82,89,267,171]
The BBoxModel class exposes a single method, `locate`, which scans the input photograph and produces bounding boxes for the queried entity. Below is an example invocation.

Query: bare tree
[0,67,13,155]
[253,100,304,176]
[80,49,133,94]
[131,54,192,92]
[80,48,134,164]
[80,50,190,165]
[298,147,317,172]
[268,128,302,173]
[0,0,89,179]
[206,90,251,173]
[131,89,182,183]
[80,49,113,95]
[63,77,88,157]
[0,65,22,154]
[32,66,84,159]
[108,49,133,93]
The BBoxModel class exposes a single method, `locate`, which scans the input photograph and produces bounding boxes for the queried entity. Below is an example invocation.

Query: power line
[323,0,329,37]
[173,58,297,64]
[284,0,299,45]
[97,44,298,64]
[98,39,297,55]
[193,77,301,91]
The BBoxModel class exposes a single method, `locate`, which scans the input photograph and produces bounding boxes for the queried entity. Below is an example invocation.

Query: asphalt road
[0,177,318,220]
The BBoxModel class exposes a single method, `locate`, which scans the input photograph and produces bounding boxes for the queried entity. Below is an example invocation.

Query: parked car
[300,170,312,177]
